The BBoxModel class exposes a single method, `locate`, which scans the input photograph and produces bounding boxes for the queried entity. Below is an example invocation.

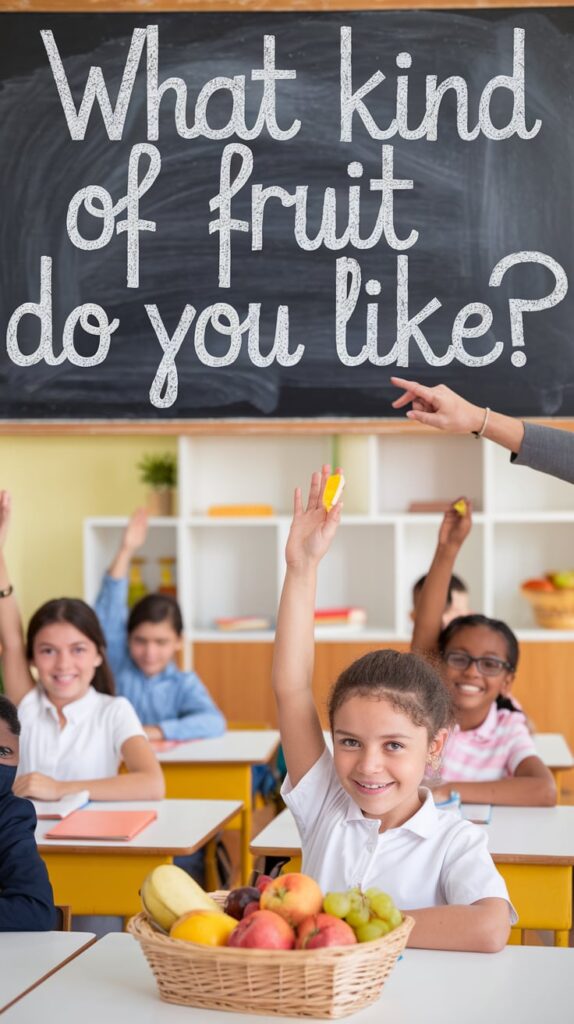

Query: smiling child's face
[331,693,446,830]
[0,719,19,766]
[128,619,182,677]
[443,623,514,724]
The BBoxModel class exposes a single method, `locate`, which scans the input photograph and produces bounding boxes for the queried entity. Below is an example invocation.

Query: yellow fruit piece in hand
[322,473,345,511]
[170,909,238,945]
[453,499,467,516]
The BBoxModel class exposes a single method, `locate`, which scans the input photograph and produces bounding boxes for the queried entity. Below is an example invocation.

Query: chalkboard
[1,8,574,419]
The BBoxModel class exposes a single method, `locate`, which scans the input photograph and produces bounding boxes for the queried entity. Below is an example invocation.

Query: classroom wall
[0,435,177,623]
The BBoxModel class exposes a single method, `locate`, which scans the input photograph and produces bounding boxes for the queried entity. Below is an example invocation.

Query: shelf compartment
[492,522,574,629]
[376,435,483,514]
[83,519,178,605]
[314,523,395,633]
[488,442,574,514]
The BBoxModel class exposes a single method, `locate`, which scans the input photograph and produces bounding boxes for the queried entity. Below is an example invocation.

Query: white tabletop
[35,799,242,855]
[156,730,280,765]
[533,732,574,769]
[251,805,574,865]
[0,931,95,1012]
[3,932,573,1023]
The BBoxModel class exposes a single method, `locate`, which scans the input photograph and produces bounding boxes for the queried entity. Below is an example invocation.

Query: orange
[170,909,238,946]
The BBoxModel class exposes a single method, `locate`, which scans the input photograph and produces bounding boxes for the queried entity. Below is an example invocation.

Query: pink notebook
[44,808,157,841]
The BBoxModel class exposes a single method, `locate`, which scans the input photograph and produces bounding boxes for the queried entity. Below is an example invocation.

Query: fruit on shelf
[260,872,323,928]
[227,909,296,949]
[170,909,238,946]
[223,886,262,921]
[548,571,574,590]
[140,864,221,931]
[521,578,555,592]
[296,912,357,949]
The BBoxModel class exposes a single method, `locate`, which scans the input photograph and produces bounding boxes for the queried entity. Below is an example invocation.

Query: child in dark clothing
[0,695,56,931]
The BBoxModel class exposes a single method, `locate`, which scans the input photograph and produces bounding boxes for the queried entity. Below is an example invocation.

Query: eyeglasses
[444,652,513,677]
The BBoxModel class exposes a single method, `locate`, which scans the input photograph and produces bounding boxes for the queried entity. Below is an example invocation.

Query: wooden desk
[0,931,95,1013]
[3,932,574,1023]
[533,732,574,797]
[36,799,241,917]
[157,730,280,884]
[251,805,574,945]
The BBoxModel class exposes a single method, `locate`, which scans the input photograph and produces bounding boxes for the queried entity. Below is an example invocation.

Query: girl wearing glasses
[412,502,556,807]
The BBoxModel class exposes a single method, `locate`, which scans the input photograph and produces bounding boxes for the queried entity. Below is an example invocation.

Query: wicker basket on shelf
[521,586,574,630]
[128,892,414,1020]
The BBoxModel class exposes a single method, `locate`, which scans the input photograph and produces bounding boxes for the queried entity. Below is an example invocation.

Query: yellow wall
[0,435,177,624]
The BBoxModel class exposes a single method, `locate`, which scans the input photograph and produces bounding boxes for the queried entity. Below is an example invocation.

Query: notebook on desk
[32,790,90,819]
[44,808,157,840]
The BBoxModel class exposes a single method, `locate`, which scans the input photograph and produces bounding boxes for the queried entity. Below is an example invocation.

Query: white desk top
[533,732,574,769]
[156,730,280,765]
[251,805,574,865]
[0,931,95,1012]
[36,799,242,855]
[3,932,573,1023]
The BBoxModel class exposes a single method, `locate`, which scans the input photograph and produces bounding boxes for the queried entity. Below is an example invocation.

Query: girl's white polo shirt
[17,685,146,780]
[282,747,516,920]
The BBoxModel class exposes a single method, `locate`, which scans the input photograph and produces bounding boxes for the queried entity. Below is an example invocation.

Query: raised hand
[0,490,11,551]
[122,508,149,554]
[285,466,342,573]
[438,499,472,550]
[391,378,484,434]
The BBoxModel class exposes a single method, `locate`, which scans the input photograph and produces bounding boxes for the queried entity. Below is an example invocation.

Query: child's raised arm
[411,500,472,657]
[107,509,149,581]
[94,508,148,667]
[0,492,35,706]
[271,467,342,788]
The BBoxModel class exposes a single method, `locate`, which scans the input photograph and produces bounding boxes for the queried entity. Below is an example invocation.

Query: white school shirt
[282,747,516,920]
[17,685,146,780]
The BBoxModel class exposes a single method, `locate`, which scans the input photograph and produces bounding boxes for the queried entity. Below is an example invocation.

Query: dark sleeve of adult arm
[511,422,574,486]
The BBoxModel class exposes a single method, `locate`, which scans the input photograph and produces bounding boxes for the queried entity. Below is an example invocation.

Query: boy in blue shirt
[0,695,56,931]
[95,509,225,742]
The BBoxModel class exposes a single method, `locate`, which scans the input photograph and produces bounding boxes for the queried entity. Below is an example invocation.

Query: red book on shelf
[314,607,367,626]
[44,809,157,841]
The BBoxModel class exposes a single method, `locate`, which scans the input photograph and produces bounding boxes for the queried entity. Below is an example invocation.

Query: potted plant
[138,452,177,516]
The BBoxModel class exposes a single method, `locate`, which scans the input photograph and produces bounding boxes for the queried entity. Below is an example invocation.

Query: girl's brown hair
[328,648,453,737]
[26,599,115,696]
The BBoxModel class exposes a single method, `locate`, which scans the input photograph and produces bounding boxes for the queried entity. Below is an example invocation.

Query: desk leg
[161,763,253,885]
[41,853,172,917]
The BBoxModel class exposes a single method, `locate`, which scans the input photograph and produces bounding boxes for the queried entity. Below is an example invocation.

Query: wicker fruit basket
[128,892,414,1019]
[521,586,574,629]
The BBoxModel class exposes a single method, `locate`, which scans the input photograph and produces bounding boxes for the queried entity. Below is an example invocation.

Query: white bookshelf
[84,428,574,665]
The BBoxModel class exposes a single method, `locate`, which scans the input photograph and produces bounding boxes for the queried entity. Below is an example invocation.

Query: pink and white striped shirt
[440,704,537,781]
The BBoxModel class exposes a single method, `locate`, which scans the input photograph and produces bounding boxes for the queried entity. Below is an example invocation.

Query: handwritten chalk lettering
[335,252,566,367]
[43,26,300,144]
[340,27,541,143]
[6,256,119,368]
[145,300,303,409]
[67,144,161,289]
[489,251,568,367]
[211,143,418,287]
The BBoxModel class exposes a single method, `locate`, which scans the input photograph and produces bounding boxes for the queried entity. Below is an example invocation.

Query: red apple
[260,872,323,928]
[227,909,295,949]
[255,874,274,893]
[296,913,357,950]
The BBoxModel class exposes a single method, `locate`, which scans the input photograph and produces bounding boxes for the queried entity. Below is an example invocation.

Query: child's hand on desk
[143,725,164,741]
[427,782,454,804]
[13,772,66,800]
[286,466,342,573]
[438,500,472,551]
[0,490,11,550]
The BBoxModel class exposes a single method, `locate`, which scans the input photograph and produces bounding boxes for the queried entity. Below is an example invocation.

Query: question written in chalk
[5,24,568,408]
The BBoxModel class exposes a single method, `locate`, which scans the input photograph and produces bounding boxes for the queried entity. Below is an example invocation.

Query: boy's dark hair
[26,599,115,696]
[328,648,454,738]
[413,572,468,606]
[127,593,183,636]
[438,613,520,713]
[0,694,21,736]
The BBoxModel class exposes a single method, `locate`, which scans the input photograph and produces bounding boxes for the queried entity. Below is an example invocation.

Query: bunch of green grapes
[323,887,402,942]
